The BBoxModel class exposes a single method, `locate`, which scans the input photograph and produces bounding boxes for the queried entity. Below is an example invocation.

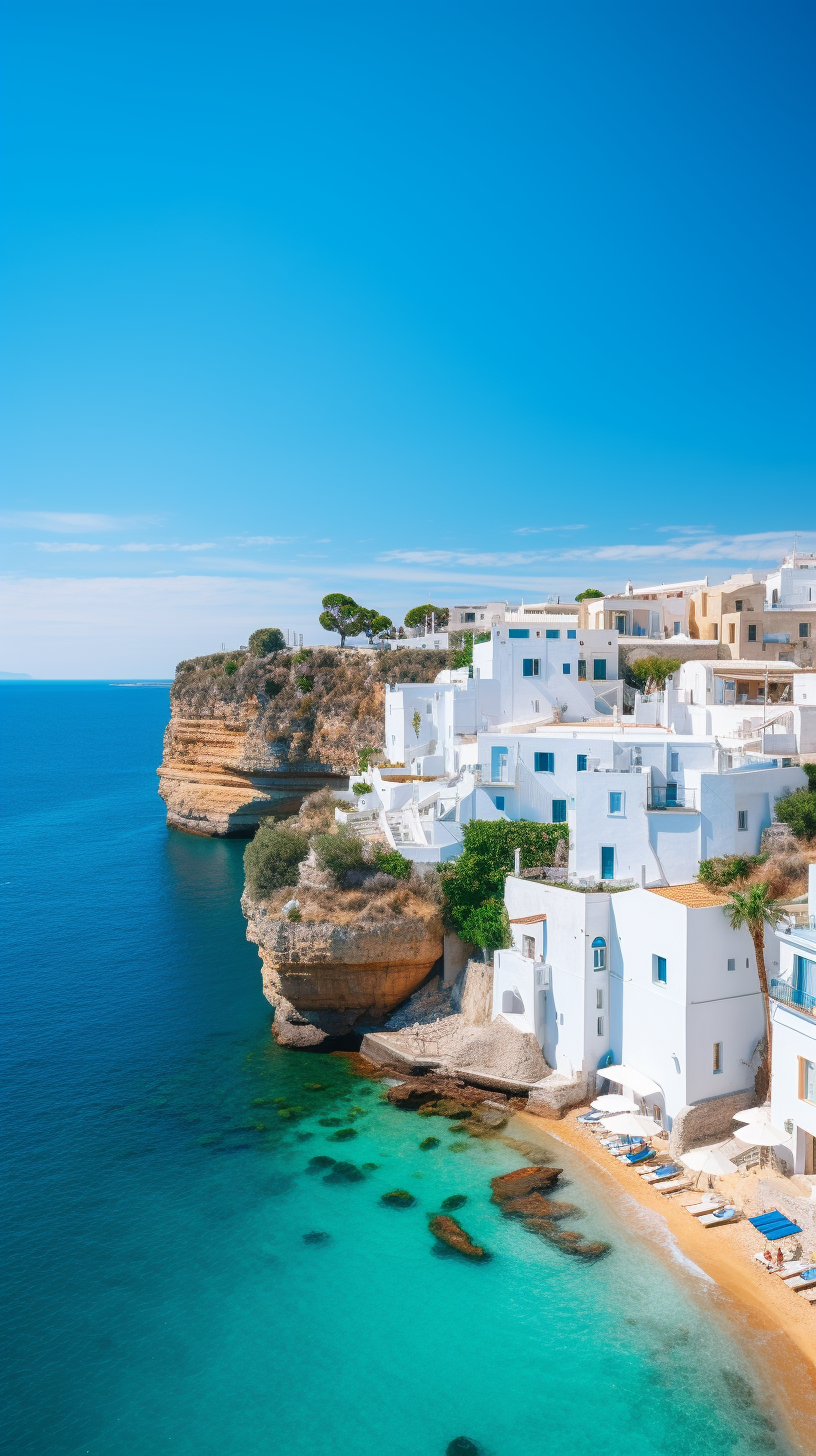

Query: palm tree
[724,884,784,1099]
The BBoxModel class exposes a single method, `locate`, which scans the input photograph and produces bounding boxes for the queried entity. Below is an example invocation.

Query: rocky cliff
[158,645,451,836]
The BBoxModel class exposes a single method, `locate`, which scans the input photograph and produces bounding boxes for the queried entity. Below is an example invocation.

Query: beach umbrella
[591,1094,639,1113]
[679,1145,739,1187]
[733,1121,787,1147]
[600,1113,663,1138]
[732,1106,770,1125]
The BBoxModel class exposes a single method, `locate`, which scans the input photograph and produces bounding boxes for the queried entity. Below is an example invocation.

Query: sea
[0,681,802,1456]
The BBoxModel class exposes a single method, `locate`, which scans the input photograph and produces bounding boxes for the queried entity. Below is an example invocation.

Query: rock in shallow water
[306,1156,336,1173]
[381,1189,416,1209]
[328,1127,357,1142]
[446,1440,479,1456]
[323,1161,364,1184]
[490,1166,561,1201]
[428,1216,490,1261]
[302,1230,331,1244]
[420,1137,440,1150]
[499,1193,582,1222]
[440,1194,467,1211]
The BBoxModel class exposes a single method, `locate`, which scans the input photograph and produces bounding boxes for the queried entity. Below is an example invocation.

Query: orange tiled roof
[648,883,730,908]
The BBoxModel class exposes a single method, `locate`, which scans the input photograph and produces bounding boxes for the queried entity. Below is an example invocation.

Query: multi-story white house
[633,661,815,756]
[471,624,622,724]
[769,865,816,1176]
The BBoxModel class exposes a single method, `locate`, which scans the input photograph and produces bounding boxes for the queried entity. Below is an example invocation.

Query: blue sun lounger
[621,1147,655,1166]
[748,1211,802,1241]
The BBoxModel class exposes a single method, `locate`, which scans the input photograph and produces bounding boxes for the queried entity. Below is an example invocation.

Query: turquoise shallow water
[0,682,798,1455]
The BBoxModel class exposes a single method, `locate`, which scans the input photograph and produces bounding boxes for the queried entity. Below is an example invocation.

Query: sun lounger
[641,1163,682,1183]
[686,1197,725,1216]
[799,1288,816,1303]
[654,1178,693,1195]
[776,1261,812,1279]
[748,1211,803,1241]
[622,1147,655,1165]
[785,1269,816,1291]
[578,1112,606,1124]
[698,1206,737,1228]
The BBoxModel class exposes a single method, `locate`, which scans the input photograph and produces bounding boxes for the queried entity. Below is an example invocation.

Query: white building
[769,865,816,1175]
[765,552,816,610]
[633,661,815,756]
[472,624,623,725]
[493,876,767,1136]
[578,578,707,641]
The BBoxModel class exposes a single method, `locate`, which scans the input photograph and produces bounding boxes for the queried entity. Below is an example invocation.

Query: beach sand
[516,1107,816,1453]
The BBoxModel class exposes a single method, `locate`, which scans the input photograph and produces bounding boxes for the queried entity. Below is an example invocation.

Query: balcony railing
[647,786,698,811]
[770,978,816,1018]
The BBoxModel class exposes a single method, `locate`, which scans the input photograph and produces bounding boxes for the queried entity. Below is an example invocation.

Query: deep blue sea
[0,683,802,1456]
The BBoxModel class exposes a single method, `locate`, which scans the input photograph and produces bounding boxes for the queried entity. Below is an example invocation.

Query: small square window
[546,629,560,639]
[747,624,757,642]
[522,934,535,959]
[652,954,667,984]
[567,629,576,639]
[562,662,571,674]
[596,988,603,1010]
[713,1042,723,1074]
[464,612,475,623]
[727,957,736,972]
[552,799,567,823]
[799,623,810,639]
[522,657,540,676]
[609,791,622,814]
[577,754,587,772]
[597,1016,604,1037]
[495,796,505,811]
[534,752,554,773]
[737,810,748,831]
[578,660,587,680]
[670,751,679,772]
[735,599,743,612]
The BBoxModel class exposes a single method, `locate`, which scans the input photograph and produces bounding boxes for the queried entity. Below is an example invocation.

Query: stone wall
[669,1086,758,1156]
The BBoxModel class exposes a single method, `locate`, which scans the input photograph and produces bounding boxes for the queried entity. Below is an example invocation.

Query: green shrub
[461,900,511,951]
[352,781,370,796]
[293,649,313,664]
[264,679,282,698]
[698,854,764,888]
[774,788,816,840]
[358,746,376,771]
[244,823,309,898]
[225,660,239,675]
[439,819,567,938]
[312,827,367,881]
[296,675,314,693]
[630,656,682,692]
[248,627,286,656]
[372,847,412,880]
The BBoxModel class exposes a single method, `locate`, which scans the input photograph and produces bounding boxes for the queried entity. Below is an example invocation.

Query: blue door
[491,746,509,782]
[665,783,678,805]
[601,846,614,880]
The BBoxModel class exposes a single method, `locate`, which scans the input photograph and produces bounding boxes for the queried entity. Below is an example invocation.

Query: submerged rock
[499,1193,582,1223]
[302,1230,331,1244]
[429,1215,490,1261]
[381,1189,416,1209]
[447,1441,479,1456]
[490,1166,562,1202]
[361,1162,379,1171]
[420,1137,441,1151]
[440,1194,468,1212]
[323,1161,364,1184]
[328,1127,357,1142]
[306,1155,336,1173]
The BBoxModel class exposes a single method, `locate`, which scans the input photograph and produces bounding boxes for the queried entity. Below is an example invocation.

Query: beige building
[688,569,815,666]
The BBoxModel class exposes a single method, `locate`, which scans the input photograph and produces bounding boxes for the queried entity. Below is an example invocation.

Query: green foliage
[312,827,367,881]
[460,900,511,951]
[803,764,816,791]
[450,631,489,670]
[358,746,376,771]
[412,709,422,738]
[575,588,605,602]
[439,819,568,939]
[243,823,310,898]
[698,854,764,889]
[352,781,370,795]
[724,883,784,937]
[360,610,393,642]
[774,788,816,840]
[404,603,449,630]
[296,675,314,693]
[224,660,239,675]
[372,847,412,880]
[319,593,365,646]
[630,656,682,692]
[248,627,286,656]
[293,649,313,664]
[264,679,282,698]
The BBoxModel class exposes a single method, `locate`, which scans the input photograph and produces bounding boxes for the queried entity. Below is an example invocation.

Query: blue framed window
[534,752,554,773]
[601,846,614,880]
[665,783,678,804]
[567,629,576,639]
[495,795,505,811]
[577,754,587,771]
[593,659,607,681]
[592,936,606,970]
[522,657,540,677]
[652,955,667,984]
[546,629,560,639]
[491,746,509,780]
[562,662,570,674]
[552,800,567,823]
[609,791,622,814]
[509,629,529,638]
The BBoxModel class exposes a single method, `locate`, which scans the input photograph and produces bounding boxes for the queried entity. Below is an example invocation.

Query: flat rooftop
[648,883,730,908]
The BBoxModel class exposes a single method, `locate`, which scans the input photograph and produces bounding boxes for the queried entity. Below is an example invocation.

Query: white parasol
[733,1121,787,1147]
[732,1106,770,1125]
[591,1094,639,1114]
[599,1112,663,1138]
[679,1145,739,1186]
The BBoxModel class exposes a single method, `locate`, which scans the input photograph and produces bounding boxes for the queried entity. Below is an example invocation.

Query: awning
[509,914,547,925]
[596,1063,662,1098]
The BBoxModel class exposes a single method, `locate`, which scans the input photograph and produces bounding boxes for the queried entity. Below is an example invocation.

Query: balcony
[646,786,698,811]
[769,978,816,1019]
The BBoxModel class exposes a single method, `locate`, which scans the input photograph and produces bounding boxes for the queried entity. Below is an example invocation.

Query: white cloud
[513,524,586,536]
[34,541,104,553]
[118,542,216,552]
[0,511,156,533]
[234,535,297,546]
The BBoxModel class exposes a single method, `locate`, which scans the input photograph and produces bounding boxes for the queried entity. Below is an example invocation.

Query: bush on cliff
[774,783,816,841]
[372,846,412,880]
[249,627,286,655]
[244,823,310,897]
[439,819,568,944]
[313,826,367,882]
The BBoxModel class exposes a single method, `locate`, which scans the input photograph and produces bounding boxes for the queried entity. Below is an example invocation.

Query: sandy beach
[516,1107,816,1450]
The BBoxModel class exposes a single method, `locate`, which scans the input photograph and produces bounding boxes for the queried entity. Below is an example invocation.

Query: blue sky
[1,0,814,676]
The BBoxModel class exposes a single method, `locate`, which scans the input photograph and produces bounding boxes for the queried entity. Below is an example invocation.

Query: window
[522,657,540,676]
[597,1016,604,1038]
[670,751,679,772]
[673,621,681,636]
[534,752,554,773]
[509,628,529,638]
[546,629,560,639]
[578,659,587,679]
[713,1043,723,1074]
[748,624,757,642]
[729,623,736,644]
[577,754,587,772]
[495,795,505,811]
[712,625,718,640]
[552,800,567,823]
[596,988,604,1010]
[567,629,576,639]
[800,623,810,639]
[601,846,614,880]
[615,615,626,633]
[593,659,607,681]
[522,935,535,959]
[727,957,736,972]
[463,612,475,623]
[701,593,708,617]
[592,937,606,970]
[652,954,667,984]
[737,810,748,831]
[426,702,432,713]
[735,599,743,612]
[800,1058,816,1105]
[609,791,622,814]
[562,662,571,674]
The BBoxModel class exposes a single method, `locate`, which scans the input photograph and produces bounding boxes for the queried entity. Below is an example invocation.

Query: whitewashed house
[769,865,816,1175]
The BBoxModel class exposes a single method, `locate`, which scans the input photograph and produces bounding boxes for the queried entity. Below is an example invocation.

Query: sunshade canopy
[680,1145,739,1176]
[600,1112,663,1136]
[596,1064,662,1098]
[732,1106,770,1124]
[733,1121,787,1147]
[591,1094,639,1113]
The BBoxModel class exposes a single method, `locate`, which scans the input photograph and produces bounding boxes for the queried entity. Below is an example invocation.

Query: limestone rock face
[242,890,443,1044]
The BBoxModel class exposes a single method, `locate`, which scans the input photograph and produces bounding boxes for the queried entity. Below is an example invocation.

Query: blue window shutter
[593,659,607,681]
[567,629,576,639]
[609,792,621,813]
[601,846,614,879]
[577,754,587,771]
[522,658,533,677]
[495,795,505,811]
[552,799,567,823]
[508,628,529,638]
[546,629,560,639]
[562,662,570,674]
[534,752,554,773]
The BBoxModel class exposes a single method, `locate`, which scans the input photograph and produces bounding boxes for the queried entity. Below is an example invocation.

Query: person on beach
[762,1249,774,1270]
[776,1249,785,1269]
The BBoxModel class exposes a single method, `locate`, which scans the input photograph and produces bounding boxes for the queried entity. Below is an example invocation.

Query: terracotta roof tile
[647,883,730,908]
